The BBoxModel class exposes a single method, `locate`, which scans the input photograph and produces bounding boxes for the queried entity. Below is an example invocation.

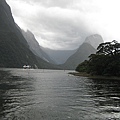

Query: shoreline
[69,72,120,80]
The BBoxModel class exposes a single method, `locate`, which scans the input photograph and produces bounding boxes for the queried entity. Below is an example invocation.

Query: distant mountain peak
[84,34,104,49]
[22,29,56,64]
[62,34,103,69]
[0,0,57,68]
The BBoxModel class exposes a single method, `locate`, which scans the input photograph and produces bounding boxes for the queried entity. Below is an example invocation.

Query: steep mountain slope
[41,47,77,64]
[0,0,56,68]
[62,34,104,70]
[62,43,96,69]
[22,30,55,64]
[84,34,104,49]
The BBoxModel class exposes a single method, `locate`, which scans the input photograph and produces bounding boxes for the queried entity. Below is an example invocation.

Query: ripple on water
[0,69,120,120]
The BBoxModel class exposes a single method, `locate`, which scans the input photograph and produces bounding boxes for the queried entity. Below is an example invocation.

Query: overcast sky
[6,0,120,50]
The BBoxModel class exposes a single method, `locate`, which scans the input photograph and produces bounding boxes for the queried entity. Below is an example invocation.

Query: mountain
[41,47,77,64]
[62,34,104,70]
[0,0,56,68]
[62,43,96,69]
[84,34,104,49]
[21,30,56,64]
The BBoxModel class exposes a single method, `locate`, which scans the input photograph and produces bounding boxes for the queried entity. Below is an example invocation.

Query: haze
[6,0,120,50]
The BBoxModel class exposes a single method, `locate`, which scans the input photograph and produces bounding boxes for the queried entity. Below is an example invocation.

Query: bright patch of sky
[6,0,120,50]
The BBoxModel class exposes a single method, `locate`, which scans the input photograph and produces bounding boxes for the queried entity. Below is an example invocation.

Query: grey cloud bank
[6,0,120,50]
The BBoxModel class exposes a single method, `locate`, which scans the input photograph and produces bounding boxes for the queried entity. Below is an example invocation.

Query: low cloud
[7,0,120,49]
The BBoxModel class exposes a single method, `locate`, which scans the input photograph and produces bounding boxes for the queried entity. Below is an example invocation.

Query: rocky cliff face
[22,30,56,64]
[0,0,55,68]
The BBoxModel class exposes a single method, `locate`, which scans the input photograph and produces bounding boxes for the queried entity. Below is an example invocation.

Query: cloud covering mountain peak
[6,0,120,50]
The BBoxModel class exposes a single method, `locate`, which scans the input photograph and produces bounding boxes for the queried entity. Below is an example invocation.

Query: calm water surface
[0,68,120,120]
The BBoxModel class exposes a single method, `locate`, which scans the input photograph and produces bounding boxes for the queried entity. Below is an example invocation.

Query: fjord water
[0,69,120,120]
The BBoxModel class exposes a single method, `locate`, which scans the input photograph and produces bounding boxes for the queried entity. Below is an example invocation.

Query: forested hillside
[76,40,120,76]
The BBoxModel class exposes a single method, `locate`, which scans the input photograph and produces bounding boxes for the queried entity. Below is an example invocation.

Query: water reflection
[0,70,35,120]
[89,78,120,119]
[0,69,120,120]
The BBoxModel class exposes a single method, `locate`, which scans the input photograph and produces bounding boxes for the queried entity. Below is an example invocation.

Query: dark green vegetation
[76,40,120,76]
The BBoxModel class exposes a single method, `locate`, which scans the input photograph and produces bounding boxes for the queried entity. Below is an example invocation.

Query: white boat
[23,65,31,69]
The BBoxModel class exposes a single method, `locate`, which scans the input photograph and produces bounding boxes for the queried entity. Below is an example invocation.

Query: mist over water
[0,68,120,120]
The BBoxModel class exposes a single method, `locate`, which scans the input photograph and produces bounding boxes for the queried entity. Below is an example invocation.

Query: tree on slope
[76,40,120,76]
